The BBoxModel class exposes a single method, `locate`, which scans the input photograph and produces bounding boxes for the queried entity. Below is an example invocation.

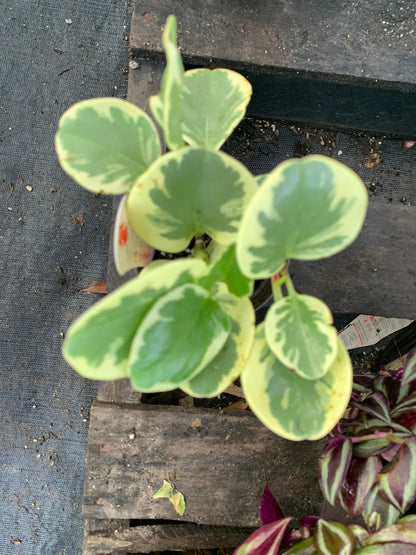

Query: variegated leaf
[199,243,254,298]
[398,351,416,402]
[180,290,255,398]
[128,283,231,392]
[364,518,416,546]
[377,440,416,513]
[233,517,293,555]
[56,98,161,194]
[113,194,154,275]
[338,456,383,516]
[265,294,338,380]
[181,68,252,150]
[313,520,355,555]
[237,155,368,278]
[149,15,185,150]
[127,148,257,252]
[355,544,416,554]
[353,438,392,459]
[241,326,352,441]
[351,391,393,426]
[280,537,315,554]
[363,483,401,531]
[319,438,353,506]
[62,258,207,380]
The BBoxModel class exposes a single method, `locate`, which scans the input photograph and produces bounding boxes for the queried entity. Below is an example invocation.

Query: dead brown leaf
[364,151,381,169]
[224,399,248,411]
[82,281,108,295]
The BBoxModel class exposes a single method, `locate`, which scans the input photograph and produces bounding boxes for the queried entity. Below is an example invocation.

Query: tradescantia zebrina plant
[56,15,368,441]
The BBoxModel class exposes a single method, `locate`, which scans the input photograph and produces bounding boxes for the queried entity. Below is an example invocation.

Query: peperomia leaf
[127,147,257,252]
[264,293,338,380]
[62,258,207,380]
[313,520,355,555]
[377,440,416,513]
[363,483,401,531]
[198,243,254,298]
[113,194,154,275]
[233,517,293,555]
[241,326,352,441]
[319,438,353,506]
[127,283,231,392]
[180,290,254,398]
[56,98,161,194]
[237,155,368,278]
[181,68,252,150]
[338,456,383,516]
[149,15,185,150]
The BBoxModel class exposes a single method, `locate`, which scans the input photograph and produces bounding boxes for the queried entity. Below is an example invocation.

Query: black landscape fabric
[0,1,131,552]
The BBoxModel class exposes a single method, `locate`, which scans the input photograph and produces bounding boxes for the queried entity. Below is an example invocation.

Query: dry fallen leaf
[82,281,108,295]
[224,399,248,411]
[153,479,185,516]
[364,151,381,169]
[191,418,201,428]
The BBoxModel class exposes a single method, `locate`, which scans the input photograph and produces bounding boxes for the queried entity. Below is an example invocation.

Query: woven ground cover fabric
[0,2,131,552]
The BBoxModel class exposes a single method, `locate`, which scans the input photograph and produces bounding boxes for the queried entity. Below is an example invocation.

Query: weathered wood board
[291,201,416,320]
[82,403,324,526]
[83,519,255,554]
[125,61,416,320]
[130,0,416,136]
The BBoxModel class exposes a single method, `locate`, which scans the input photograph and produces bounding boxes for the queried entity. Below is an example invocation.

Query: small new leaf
[153,479,185,516]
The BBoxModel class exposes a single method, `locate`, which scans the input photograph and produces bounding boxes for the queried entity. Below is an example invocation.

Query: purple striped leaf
[280,537,315,554]
[380,442,402,463]
[338,456,382,516]
[398,351,416,402]
[353,438,391,458]
[351,392,392,426]
[319,437,353,505]
[378,440,416,513]
[373,375,401,407]
[364,518,416,546]
[233,517,293,555]
[356,543,416,554]
[313,520,355,555]
[363,483,400,531]
[353,375,375,394]
[392,397,416,418]
[260,483,285,525]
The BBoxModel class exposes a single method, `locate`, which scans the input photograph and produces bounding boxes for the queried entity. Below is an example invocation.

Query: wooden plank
[130,0,416,136]
[96,380,142,405]
[83,520,255,554]
[82,403,324,525]
[291,201,416,320]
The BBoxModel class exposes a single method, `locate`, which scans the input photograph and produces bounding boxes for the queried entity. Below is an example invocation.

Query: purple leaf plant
[234,351,416,554]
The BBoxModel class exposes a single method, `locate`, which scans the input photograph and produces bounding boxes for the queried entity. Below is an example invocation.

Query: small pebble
[129,60,139,70]
[65,18,72,24]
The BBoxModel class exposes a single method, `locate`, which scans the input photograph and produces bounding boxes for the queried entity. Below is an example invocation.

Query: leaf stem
[271,272,285,302]
[192,235,209,263]
[282,267,297,298]
[350,430,406,445]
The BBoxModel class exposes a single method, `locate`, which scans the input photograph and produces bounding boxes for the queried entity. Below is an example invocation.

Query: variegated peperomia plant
[235,353,416,554]
[56,16,368,441]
